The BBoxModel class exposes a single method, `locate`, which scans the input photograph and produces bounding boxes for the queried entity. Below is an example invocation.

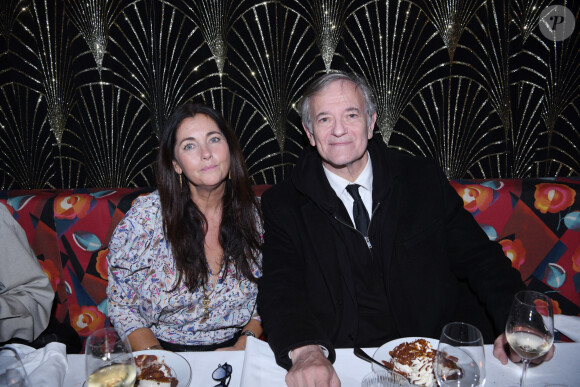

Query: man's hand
[493,333,555,365]
[285,345,341,387]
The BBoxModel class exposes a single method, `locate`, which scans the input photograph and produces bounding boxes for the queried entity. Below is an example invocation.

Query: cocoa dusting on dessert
[381,339,437,386]
[384,339,435,369]
[381,339,462,386]
[135,354,178,387]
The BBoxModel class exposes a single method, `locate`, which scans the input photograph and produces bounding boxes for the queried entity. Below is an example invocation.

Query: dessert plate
[371,337,439,378]
[133,349,192,387]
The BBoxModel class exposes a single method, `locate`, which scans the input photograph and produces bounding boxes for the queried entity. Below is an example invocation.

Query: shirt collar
[323,152,373,197]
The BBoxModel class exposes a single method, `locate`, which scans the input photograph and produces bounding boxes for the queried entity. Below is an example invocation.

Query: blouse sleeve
[251,307,261,321]
[106,193,160,337]
[250,205,264,322]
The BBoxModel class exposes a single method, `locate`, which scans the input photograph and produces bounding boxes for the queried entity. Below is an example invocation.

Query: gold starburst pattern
[0,0,577,189]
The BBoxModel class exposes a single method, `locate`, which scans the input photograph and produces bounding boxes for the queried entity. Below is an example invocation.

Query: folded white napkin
[7,343,68,387]
[554,314,580,342]
[240,336,287,386]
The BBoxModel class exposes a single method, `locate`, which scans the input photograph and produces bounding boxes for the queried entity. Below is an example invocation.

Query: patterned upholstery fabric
[0,188,155,344]
[449,178,580,319]
[1,179,579,350]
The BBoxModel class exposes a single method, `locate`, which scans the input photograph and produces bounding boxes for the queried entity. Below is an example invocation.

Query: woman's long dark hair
[157,102,262,291]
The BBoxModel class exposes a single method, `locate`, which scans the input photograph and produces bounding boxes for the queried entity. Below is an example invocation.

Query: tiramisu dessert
[382,339,437,386]
[134,354,178,387]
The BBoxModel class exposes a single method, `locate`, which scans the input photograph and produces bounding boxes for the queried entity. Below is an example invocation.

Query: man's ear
[368,112,377,139]
[302,123,316,146]
[172,160,182,175]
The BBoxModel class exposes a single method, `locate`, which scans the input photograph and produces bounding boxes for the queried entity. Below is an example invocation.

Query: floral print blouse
[106,191,262,345]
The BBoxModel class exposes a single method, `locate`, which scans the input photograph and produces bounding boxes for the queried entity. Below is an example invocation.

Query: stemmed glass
[85,327,137,387]
[434,322,486,387]
[0,346,31,387]
[505,290,554,387]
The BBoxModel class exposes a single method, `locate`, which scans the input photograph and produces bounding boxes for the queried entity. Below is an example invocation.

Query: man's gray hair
[298,71,377,134]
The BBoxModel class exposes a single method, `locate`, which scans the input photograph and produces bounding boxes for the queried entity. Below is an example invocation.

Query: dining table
[62,337,580,387]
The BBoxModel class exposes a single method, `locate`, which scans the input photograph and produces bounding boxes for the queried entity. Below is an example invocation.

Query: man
[258,71,550,386]
[0,202,54,344]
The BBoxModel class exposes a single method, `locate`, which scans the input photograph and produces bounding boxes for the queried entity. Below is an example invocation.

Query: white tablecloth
[63,338,580,387]
[63,349,246,387]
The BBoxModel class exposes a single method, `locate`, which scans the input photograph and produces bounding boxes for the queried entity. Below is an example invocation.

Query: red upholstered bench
[2,179,579,351]
[449,178,580,319]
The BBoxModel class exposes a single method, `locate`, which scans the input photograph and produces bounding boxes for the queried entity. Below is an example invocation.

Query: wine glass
[505,290,554,387]
[0,346,31,387]
[434,322,486,387]
[85,327,137,387]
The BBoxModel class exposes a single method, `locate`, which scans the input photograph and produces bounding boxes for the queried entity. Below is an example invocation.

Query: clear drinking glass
[0,346,31,387]
[85,327,137,387]
[505,290,554,387]
[361,370,410,387]
[434,322,486,387]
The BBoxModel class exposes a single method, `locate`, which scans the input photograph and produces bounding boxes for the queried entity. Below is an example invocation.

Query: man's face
[304,79,376,180]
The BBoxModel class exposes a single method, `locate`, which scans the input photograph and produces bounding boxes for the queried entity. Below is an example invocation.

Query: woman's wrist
[145,344,163,350]
[241,330,256,338]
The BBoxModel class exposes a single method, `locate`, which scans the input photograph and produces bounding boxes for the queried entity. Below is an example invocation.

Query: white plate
[134,349,192,387]
[372,337,439,384]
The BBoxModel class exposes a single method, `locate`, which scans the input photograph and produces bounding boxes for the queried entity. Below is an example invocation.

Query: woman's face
[172,114,231,194]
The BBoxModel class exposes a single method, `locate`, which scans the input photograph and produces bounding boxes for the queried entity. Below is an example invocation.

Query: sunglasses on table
[212,362,232,386]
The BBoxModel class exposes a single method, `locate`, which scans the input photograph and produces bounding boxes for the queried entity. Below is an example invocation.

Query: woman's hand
[216,319,262,351]
[216,335,247,351]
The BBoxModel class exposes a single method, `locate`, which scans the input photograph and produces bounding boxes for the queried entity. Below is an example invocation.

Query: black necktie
[345,184,370,236]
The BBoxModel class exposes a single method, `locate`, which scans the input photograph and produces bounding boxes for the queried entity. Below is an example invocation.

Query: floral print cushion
[450,178,580,318]
[0,188,155,347]
[1,180,579,351]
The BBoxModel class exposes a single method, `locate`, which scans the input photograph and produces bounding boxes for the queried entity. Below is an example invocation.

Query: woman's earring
[179,174,182,189]
[228,170,231,180]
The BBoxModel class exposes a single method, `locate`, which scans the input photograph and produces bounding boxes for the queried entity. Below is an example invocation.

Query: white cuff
[288,345,329,360]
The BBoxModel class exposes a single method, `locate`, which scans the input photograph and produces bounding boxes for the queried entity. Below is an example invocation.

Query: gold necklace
[200,260,224,323]
[200,284,216,323]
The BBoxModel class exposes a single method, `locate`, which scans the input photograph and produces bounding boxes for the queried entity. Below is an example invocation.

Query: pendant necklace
[200,260,223,323]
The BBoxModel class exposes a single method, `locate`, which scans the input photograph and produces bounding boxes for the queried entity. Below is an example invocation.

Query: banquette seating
[1,178,578,351]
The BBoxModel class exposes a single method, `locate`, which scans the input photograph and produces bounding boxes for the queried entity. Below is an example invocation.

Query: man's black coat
[258,134,525,370]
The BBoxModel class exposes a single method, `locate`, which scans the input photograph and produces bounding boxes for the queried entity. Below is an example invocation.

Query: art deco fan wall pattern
[0,0,578,189]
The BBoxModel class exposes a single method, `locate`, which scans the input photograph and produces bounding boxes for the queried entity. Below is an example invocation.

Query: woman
[107,102,262,351]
